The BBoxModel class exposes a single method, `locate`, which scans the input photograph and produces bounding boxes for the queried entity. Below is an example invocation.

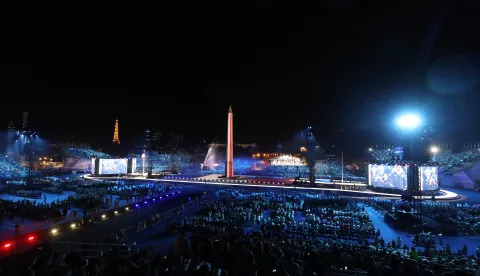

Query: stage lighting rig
[13,128,39,185]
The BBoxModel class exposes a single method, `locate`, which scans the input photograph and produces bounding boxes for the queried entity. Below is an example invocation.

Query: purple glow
[135,204,139,207]
[144,201,147,204]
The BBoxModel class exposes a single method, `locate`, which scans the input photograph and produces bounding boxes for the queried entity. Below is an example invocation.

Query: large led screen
[91,158,95,174]
[99,158,128,175]
[369,164,408,190]
[420,166,439,191]
[130,158,137,174]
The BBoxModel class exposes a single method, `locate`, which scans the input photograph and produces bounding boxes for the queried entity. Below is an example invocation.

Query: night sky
[2,1,480,157]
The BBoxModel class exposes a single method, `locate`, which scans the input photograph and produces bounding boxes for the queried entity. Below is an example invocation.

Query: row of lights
[368,146,440,153]
[3,235,36,249]
[2,191,180,251]
[164,176,286,185]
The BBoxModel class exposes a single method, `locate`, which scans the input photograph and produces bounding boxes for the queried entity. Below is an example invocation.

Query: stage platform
[84,175,461,201]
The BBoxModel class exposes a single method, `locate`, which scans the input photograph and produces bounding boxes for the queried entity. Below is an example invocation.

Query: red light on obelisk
[226,105,234,178]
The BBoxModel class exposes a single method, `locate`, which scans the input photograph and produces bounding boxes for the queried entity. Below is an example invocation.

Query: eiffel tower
[113,117,120,145]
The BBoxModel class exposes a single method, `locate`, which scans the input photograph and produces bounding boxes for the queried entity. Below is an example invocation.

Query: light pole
[395,114,422,159]
[430,146,439,162]
[141,152,146,176]
[341,151,344,184]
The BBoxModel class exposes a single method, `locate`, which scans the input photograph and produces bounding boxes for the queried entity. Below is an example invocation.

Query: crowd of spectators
[433,149,480,175]
[373,198,480,235]
[4,189,480,276]
[1,176,179,222]
[108,180,180,200]
[262,163,365,182]
[0,197,68,221]
[183,191,375,242]
[64,148,112,159]
[198,159,366,183]
[0,155,31,179]
[199,158,254,175]
[7,189,42,199]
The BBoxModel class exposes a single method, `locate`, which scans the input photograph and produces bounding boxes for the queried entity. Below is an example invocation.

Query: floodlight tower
[395,114,422,160]
[304,126,317,187]
[395,113,427,232]
[18,130,37,185]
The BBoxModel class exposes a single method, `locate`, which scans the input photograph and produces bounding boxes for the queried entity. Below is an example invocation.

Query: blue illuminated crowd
[64,148,112,159]
[434,149,480,174]
[197,158,366,182]
[263,163,365,182]
[199,158,254,175]
[0,155,31,179]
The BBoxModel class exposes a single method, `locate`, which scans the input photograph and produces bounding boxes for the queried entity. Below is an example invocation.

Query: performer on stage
[422,167,438,190]
[389,165,407,190]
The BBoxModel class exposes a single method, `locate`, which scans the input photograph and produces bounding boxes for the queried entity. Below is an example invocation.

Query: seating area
[373,198,480,235]
[197,159,365,183]
[3,189,480,276]
[199,158,254,175]
[433,149,480,174]
[64,148,112,159]
[0,155,30,179]
[262,163,366,182]
[0,176,179,222]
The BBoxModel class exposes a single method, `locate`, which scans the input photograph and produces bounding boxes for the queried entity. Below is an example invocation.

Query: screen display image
[420,166,439,191]
[369,164,408,190]
[99,159,128,174]
[91,158,96,174]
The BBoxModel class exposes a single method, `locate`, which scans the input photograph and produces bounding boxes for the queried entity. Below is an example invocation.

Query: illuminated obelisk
[226,105,234,178]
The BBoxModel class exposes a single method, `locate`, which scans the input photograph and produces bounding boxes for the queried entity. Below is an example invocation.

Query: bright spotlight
[51,229,58,234]
[431,146,439,153]
[396,114,421,129]
[71,223,76,228]
[102,214,106,218]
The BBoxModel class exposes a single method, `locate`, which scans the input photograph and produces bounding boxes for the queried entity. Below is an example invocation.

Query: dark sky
[2,1,480,157]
